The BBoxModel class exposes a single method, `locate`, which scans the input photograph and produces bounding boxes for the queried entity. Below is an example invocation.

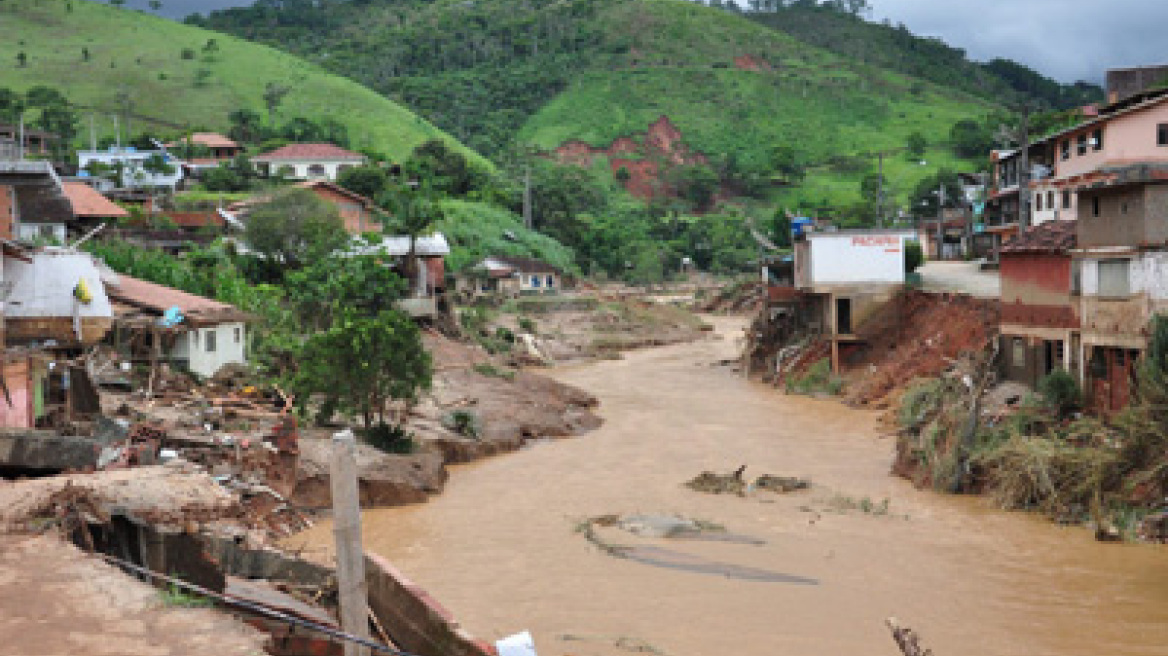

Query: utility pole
[17,114,24,161]
[935,183,945,261]
[89,113,97,153]
[877,151,885,228]
[523,162,532,230]
[331,429,370,656]
[1017,104,1031,235]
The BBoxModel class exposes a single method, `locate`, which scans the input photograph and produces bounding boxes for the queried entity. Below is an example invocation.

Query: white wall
[168,322,247,378]
[5,248,112,321]
[806,231,915,286]
[258,159,363,181]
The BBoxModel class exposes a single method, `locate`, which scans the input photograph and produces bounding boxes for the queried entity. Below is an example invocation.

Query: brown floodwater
[290,316,1168,656]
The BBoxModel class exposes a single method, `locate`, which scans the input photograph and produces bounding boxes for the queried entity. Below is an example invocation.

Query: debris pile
[694,280,765,314]
[685,467,811,497]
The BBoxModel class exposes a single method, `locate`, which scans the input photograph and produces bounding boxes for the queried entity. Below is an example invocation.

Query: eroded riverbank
[289,316,1168,656]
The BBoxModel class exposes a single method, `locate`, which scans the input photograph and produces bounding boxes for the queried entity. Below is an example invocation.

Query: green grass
[435,199,576,273]
[0,0,481,164]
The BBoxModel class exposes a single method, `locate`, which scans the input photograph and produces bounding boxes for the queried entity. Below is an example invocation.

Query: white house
[104,273,249,379]
[251,143,366,181]
[76,147,185,190]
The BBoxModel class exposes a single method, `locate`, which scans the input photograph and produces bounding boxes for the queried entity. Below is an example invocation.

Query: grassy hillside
[0,0,477,163]
[198,0,995,212]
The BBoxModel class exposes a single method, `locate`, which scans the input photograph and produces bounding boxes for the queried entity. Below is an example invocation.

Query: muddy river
[292,317,1168,656]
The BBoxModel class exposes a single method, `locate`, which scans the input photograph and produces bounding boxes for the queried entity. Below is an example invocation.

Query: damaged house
[998,220,1079,389]
[104,274,250,379]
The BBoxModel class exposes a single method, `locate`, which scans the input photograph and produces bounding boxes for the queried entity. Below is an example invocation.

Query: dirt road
[291,316,1168,656]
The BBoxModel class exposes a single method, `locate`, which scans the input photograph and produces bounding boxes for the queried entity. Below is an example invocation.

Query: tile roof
[105,274,248,325]
[252,143,365,161]
[61,182,129,218]
[1000,220,1077,254]
[296,179,377,209]
[165,132,239,149]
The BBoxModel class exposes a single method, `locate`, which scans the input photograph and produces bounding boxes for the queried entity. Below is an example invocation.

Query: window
[1060,139,1070,161]
[1071,260,1082,295]
[1092,196,1100,217]
[1012,337,1026,368]
[1092,128,1103,151]
[1077,134,1088,156]
[1063,190,1072,209]
[1047,191,1054,210]
[1036,193,1043,211]
[1121,200,1129,214]
[233,327,242,344]
[546,275,555,288]
[204,329,217,352]
[1098,259,1131,297]
[307,164,326,177]
[530,275,541,288]
[1159,123,1168,146]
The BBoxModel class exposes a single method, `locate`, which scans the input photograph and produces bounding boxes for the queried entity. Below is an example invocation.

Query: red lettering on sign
[851,236,901,247]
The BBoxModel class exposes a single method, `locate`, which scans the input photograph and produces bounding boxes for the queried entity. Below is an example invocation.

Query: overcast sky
[126,0,1167,84]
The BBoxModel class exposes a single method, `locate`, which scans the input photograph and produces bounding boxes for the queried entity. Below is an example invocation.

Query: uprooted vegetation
[894,319,1168,542]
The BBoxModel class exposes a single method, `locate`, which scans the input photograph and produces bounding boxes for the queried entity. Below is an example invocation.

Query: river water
[291,317,1168,656]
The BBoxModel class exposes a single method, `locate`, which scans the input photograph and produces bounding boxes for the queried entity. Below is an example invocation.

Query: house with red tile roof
[251,143,366,181]
[61,181,128,225]
[165,132,243,160]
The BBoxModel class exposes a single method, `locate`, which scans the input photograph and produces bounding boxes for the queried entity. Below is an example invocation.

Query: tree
[81,47,90,62]
[263,83,291,126]
[148,0,163,12]
[244,188,348,268]
[291,307,432,428]
[108,0,125,7]
[770,145,806,184]
[404,138,483,196]
[16,52,27,68]
[142,153,176,178]
[860,172,886,205]
[906,131,927,158]
[202,154,256,192]
[673,164,720,209]
[381,185,440,293]
[285,248,408,332]
[227,108,264,144]
[0,88,24,124]
[950,119,994,159]
[337,165,387,200]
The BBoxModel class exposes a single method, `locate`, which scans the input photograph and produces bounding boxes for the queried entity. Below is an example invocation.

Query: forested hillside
[748,3,1103,111]
[0,0,474,163]
[195,0,995,213]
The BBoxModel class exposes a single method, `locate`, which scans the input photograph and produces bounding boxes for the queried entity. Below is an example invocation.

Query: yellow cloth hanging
[73,278,93,304]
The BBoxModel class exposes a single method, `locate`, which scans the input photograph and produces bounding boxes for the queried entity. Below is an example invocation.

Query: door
[836,298,852,335]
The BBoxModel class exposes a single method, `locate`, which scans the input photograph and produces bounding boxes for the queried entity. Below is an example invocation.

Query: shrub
[473,363,516,381]
[904,240,924,273]
[518,316,537,334]
[442,409,481,439]
[1038,369,1080,418]
[362,422,417,455]
[786,358,844,396]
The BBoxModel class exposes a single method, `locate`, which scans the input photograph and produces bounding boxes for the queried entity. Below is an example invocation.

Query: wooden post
[331,429,370,656]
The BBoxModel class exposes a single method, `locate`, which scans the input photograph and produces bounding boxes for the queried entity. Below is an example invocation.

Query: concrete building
[1072,164,1168,413]
[987,87,1168,248]
[0,160,77,243]
[104,273,250,379]
[998,220,1079,389]
[76,147,185,191]
[251,143,366,181]
[4,247,115,348]
[1106,65,1168,104]
[784,229,917,371]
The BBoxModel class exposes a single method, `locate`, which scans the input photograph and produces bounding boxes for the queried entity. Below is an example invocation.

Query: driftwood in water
[886,617,933,656]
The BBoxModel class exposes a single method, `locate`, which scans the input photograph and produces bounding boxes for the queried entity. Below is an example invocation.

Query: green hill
[0,0,478,163]
[196,0,1001,212]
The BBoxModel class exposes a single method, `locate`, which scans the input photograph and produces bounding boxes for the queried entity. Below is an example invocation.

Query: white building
[794,229,916,289]
[251,143,366,181]
[76,147,185,190]
[104,273,249,379]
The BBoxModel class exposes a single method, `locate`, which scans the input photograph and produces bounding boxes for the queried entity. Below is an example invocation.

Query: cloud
[867,0,1168,84]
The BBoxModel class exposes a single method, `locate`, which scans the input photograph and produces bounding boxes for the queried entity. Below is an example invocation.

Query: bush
[518,316,537,334]
[362,422,417,454]
[1038,369,1080,418]
[786,358,844,396]
[904,240,924,273]
[442,409,481,439]
[473,363,516,381]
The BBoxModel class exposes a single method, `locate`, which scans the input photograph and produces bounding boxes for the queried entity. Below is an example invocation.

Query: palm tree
[382,184,439,298]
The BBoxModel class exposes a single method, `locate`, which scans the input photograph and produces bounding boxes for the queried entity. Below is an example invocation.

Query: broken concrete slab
[0,431,99,472]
